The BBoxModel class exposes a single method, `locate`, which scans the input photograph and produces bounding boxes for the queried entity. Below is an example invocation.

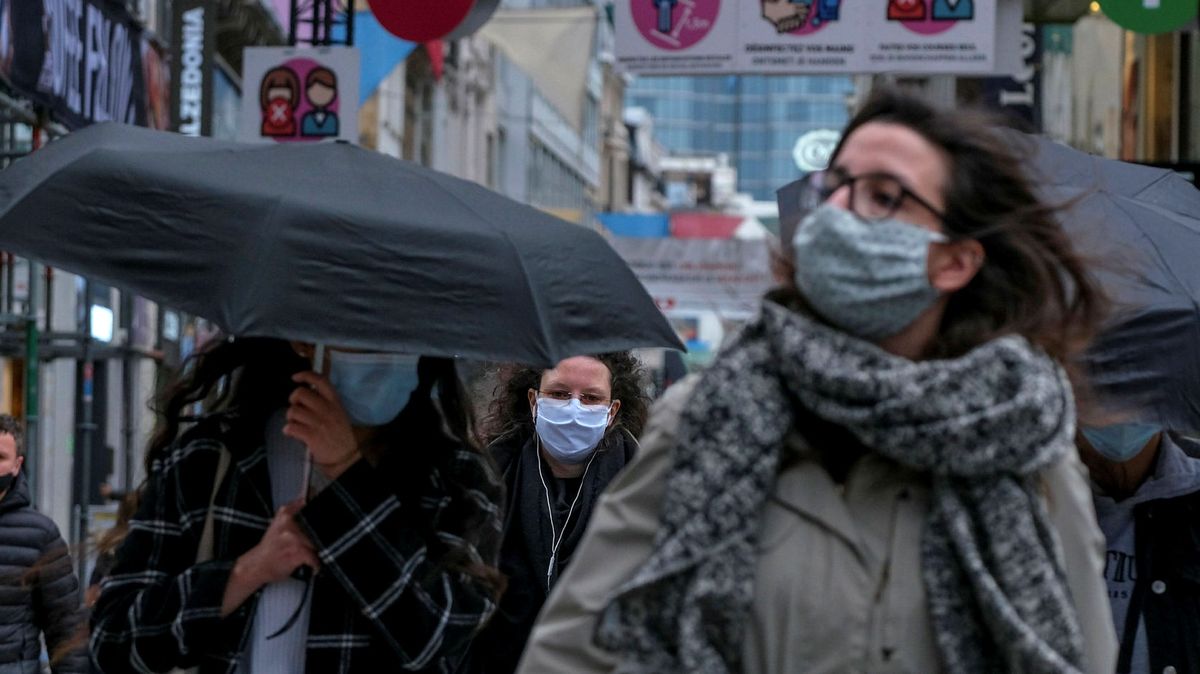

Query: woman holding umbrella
[465,353,650,674]
[517,88,1118,673]
[90,337,505,673]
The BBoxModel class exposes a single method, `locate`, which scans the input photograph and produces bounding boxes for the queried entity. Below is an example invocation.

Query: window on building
[584,95,600,149]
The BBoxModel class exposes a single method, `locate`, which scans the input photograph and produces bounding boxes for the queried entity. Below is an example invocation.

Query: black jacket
[466,428,637,674]
[1120,434,1200,674]
[0,472,87,673]
[91,407,502,674]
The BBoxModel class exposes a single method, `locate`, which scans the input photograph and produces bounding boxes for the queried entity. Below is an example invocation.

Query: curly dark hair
[140,336,505,601]
[483,352,652,446]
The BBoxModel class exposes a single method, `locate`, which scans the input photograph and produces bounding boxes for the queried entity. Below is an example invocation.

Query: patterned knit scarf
[595,299,1086,673]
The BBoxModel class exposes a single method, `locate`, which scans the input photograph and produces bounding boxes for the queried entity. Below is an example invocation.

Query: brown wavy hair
[483,352,652,446]
[778,87,1108,366]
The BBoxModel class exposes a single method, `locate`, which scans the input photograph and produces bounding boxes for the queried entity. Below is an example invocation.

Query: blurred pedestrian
[465,354,650,674]
[90,337,505,673]
[517,88,1118,673]
[1078,420,1200,674]
[0,415,88,673]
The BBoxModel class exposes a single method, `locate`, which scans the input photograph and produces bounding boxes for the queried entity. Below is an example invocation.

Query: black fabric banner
[978,22,1042,131]
[0,0,149,129]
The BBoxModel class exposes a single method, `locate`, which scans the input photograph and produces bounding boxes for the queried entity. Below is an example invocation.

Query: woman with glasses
[516,88,1118,674]
[464,354,650,674]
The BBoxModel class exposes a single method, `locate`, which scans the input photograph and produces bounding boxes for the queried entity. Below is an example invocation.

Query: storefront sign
[171,0,215,137]
[615,0,1022,75]
[792,129,840,172]
[608,237,774,319]
[239,46,360,144]
[0,0,155,128]
[978,21,1041,129]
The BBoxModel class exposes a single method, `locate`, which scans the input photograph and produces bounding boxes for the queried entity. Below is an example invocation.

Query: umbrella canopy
[0,123,682,366]
[1024,133,1200,220]
[1021,136,1200,430]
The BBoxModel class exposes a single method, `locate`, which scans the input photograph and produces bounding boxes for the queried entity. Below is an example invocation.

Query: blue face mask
[792,204,947,340]
[535,398,611,464]
[328,351,421,427]
[1081,423,1162,463]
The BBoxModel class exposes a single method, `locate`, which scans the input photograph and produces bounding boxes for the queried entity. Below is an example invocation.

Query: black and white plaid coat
[90,414,503,674]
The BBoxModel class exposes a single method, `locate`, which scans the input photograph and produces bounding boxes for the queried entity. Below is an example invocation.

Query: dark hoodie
[466,428,638,674]
[0,472,87,673]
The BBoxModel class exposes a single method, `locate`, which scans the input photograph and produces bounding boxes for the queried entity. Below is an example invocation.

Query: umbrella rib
[1109,196,1195,303]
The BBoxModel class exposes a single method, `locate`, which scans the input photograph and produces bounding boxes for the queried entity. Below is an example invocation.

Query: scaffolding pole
[75,281,96,585]
[22,261,39,501]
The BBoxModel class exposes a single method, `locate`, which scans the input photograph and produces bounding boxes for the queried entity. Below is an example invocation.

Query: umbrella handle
[298,344,326,504]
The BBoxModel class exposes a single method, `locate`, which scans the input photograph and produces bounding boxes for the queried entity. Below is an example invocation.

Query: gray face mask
[792,204,947,340]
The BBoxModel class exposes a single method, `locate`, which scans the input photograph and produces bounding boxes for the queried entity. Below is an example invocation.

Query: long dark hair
[143,336,505,601]
[483,352,651,446]
[779,87,1108,366]
[95,490,142,558]
[144,336,306,472]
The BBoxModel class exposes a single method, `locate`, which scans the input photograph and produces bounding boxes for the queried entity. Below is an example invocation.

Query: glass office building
[627,76,855,200]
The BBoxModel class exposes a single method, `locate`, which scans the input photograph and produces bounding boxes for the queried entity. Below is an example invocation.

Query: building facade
[627,75,855,200]
[0,0,281,559]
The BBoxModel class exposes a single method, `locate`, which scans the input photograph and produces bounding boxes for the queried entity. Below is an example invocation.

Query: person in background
[0,415,88,673]
[516,88,1118,673]
[90,337,505,673]
[1078,420,1200,674]
[465,353,650,674]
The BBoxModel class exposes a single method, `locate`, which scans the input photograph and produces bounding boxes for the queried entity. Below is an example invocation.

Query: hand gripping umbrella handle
[268,344,324,640]
[297,344,325,503]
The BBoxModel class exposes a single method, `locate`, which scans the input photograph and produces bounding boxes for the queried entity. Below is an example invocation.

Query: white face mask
[534,397,611,463]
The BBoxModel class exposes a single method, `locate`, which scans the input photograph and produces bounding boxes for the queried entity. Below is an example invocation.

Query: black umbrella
[1022,136,1200,431]
[0,122,682,366]
[777,135,1200,431]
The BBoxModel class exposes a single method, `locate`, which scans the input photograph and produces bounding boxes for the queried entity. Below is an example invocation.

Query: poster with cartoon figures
[738,0,859,73]
[239,46,359,144]
[616,0,1017,75]
[866,0,998,73]
[614,0,740,73]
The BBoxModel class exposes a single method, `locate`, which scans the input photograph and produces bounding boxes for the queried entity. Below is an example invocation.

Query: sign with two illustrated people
[240,47,360,144]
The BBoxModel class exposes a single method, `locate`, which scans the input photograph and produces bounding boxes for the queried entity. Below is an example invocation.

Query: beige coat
[517,378,1117,674]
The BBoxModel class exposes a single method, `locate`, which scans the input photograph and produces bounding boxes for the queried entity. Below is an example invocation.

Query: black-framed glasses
[533,388,611,407]
[812,169,947,223]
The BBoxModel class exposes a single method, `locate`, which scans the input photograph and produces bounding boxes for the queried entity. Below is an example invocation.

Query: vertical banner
[239,46,360,144]
[171,0,215,137]
[978,21,1041,130]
